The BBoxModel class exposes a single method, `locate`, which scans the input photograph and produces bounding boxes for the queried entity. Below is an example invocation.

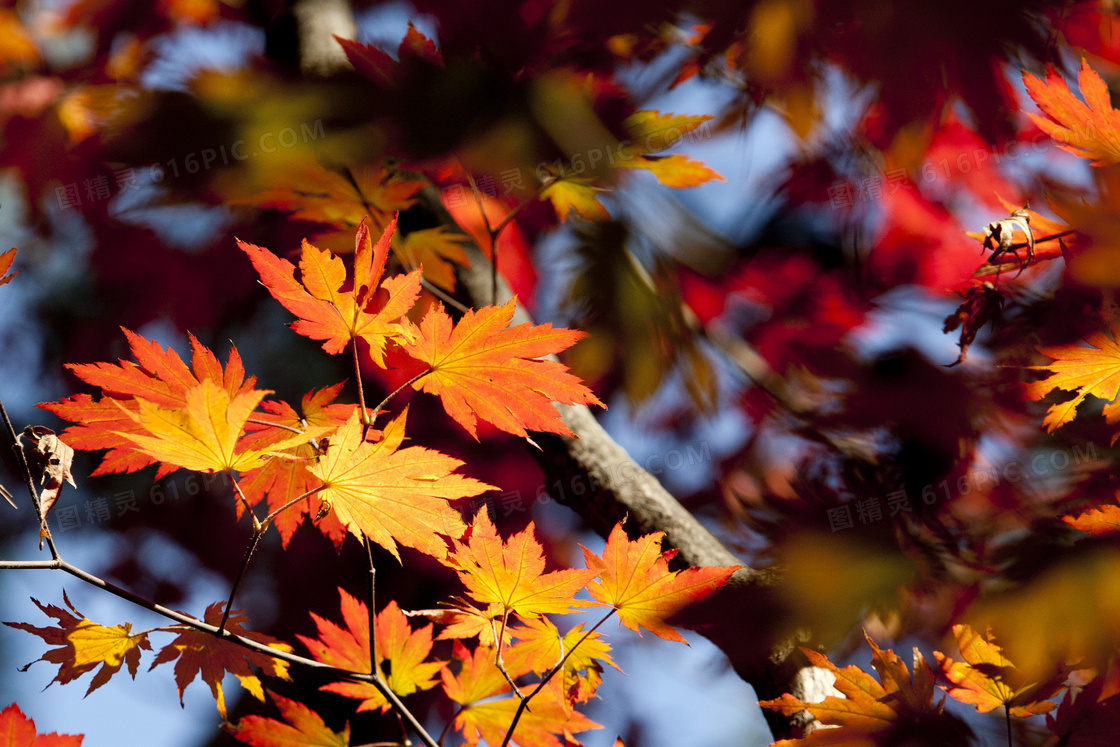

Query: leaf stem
[0,557,440,747]
[230,474,262,533]
[352,338,369,433]
[491,612,525,700]
[218,528,264,634]
[0,396,58,559]
[244,418,308,436]
[1006,705,1013,747]
[262,485,325,526]
[419,276,471,314]
[499,608,615,747]
[368,370,431,431]
[365,536,378,674]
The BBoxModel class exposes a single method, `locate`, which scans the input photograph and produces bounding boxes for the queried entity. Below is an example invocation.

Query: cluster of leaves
[0,215,734,747]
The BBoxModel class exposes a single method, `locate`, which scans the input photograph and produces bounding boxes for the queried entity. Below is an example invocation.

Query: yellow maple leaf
[1025,325,1120,432]
[118,379,327,473]
[309,409,493,560]
[5,591,151,696]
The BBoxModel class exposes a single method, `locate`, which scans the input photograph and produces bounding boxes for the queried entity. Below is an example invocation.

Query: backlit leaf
[117,379,325,474]
[401,299,604,439]
[297,588,443,712]
[225,692,349,747]
[761,636,972,746]
[149,603,292,717]
[0,703,82,747]
[239,219,421,361]
[933,624,1064,717]
[308,409,491,560]
[39,330,257,476]
[0,248,18,287]
[4,592,150,696]
[1025,324,1120,431]
[581,522,737,643]
[443,509,598,619]
[1024,59,1120,166]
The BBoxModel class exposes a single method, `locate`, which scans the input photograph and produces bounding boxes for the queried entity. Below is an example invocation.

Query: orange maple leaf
[0,703,82,747]
[581,522,737,643]
[443,509,598,620]
[308,408,492,560]
[933,624,1065,718]
[0,248,18,287]
[617,111,723,188]
[1024,324,1120,432]
[239,160,424,236]
[237,384,352,547]
[1023,59,1120,167]
[297,588,444,713]
[761,636,973,746]
[441,642,601,747]
[401,299,604,439]
[1064,500,1120,535]
[39,329,259,476]
[239,218,421,361]
[149,602,292,717]
[4,592,151,696]
[225,691,349,747]
[116,379,327,474]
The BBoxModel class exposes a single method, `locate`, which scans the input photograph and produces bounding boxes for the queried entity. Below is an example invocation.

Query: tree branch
[0,557,440,747]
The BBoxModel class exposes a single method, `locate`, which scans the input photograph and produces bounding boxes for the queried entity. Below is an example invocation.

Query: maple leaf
[505,616,619,706]
[933,624,1064,717]
[444,509,598,619]
[406,601,514,647]
[400,299,604,439]
[540,172,610,221]
[1024,324,1120,432]
[393,225,469,291]
[1064,500,1120,535]
[617,111,723,188]
[149,602,292,717]
[5,592,151,696]
[308,409,491,560]
[442,643,601,747]
[240,160,425,236]
[237,385,352,547]
[39,329,258,476]
[581,522,737,643]
[225,692,348,747]
[0,248,18,287]
[760,636,973,746]
[116,379,326,474]
[1023,59,1120,167]
[239,218,421,362]
[0,703,83,747]
[297,588,444,712]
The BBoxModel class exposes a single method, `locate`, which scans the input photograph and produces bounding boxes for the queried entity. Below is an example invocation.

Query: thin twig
[368,370,431,431]
[218,529,264,634]
[244,418,307,436]
[499,609,615,747]
[0,557,440,747]
[0,396,58,559]
[491,613,525,700]
[262,485,325,526]
[365,537,378,673]
[231,475,262,533]
[353,338,369,432]
[419,277,471,314]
